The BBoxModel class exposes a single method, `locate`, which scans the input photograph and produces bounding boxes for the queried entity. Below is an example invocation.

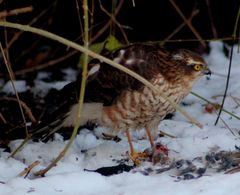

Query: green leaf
[105,35,122,51]
[78,35,123,68]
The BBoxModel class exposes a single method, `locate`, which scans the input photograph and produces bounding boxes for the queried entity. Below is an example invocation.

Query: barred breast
[101,74,188,132]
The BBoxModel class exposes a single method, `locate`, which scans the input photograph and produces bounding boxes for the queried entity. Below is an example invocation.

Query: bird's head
[171,49,211,79]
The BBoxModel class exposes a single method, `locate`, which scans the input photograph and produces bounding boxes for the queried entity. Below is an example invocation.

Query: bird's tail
[30,116,66,141]
[61,102,103,128]
[31,102,103,141]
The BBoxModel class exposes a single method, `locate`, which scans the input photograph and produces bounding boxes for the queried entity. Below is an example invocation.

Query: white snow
[2,80,29,94]
[1,41,240,195]
[2,68,76,97]
[32,80,70,97]
[62,68,78,81]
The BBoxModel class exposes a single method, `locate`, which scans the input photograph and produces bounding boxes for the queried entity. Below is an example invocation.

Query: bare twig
[231,96,240,107]
[215,5,240,125]
[90,0,124,43]
[0,0,125,77]
[89,0,95,41]
[218,115,236,136]
[0,42,29,137]
[8,135,31,158]
[159,37,240,43]
[35,0,90,176]
[0,6,33,19]
[3,18,11,73]
[75,0,83,42]
[168,0,206,48]
[132,0,136,7]
[98,0,129,44]
[205,0,218,38]
[72,0,124,45]
[14,50,78,75]
[159,130,177,138]
[0,112,7,124]
[18,160,40,178]
[191,92,240,121]
[0,97,37,124]
[225,166,240,174]
[7,2,55,49]
[162,8,199,45]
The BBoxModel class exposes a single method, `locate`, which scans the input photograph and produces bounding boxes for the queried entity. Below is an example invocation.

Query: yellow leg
[125,129,147,165]
[146,128,154,148]
[125,129,135,155]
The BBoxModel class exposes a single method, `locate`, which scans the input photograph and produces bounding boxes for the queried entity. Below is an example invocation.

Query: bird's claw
[127,143,170,166]
[127,151,149,166]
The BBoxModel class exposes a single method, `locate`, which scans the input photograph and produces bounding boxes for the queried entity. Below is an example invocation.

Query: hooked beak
[203,67,211,76]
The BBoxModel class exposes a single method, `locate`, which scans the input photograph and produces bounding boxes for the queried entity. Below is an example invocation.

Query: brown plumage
[32,43,211,163]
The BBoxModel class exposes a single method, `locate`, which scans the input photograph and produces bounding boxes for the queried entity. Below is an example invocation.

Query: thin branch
[0,113,7,124]
[75,0,83,42]
[233,6,240,38]
[205,0,218,38]
[0,97,37,124]
[0,42,29,137]
[3,0,125,77]
[159,130,177,138]
[90,0,124,43]
[214,44,232,125]
[98,0,129,44]
[35,0,90,176]
[72,0,124,45]
[190,93,237,136]
[14,50,78,75]
[0,6,33,19]
[89,0,94,41]
[231,96,240,107]
[215,6,240,125]
[218,115,236,136]
[191,92,240,120]
[162,9,199,45]
[7,2,55,49]
[3,18,12,74]
[8,135,31,158]
[18,160,40,177]
[158,37,240,43]
[168,0,206,48]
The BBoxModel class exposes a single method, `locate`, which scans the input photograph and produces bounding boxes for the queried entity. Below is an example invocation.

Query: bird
[31,43,211,164]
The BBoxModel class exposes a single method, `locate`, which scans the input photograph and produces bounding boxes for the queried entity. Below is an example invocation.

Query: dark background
[0,0,239,74]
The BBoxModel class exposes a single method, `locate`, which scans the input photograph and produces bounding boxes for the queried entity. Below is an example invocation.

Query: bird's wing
[83,43,170,106]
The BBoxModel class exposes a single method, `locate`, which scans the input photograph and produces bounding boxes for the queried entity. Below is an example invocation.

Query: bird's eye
[193,64,202,71]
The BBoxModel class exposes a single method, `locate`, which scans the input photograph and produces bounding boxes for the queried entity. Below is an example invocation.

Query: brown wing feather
[82,43,171,106]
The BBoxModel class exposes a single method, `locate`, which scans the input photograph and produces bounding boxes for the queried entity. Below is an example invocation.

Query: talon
[125,129,151,165]
[127,151,149,166]
[128,151,141,166]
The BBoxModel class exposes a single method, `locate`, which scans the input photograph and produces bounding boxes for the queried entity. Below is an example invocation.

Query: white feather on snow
[1,41,240,195]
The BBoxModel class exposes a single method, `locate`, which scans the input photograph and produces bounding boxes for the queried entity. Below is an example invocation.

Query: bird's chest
[102,78,186,131]
[135,81,184,121]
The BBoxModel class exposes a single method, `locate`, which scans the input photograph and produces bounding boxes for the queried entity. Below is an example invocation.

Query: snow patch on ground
[2,80,30,94]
